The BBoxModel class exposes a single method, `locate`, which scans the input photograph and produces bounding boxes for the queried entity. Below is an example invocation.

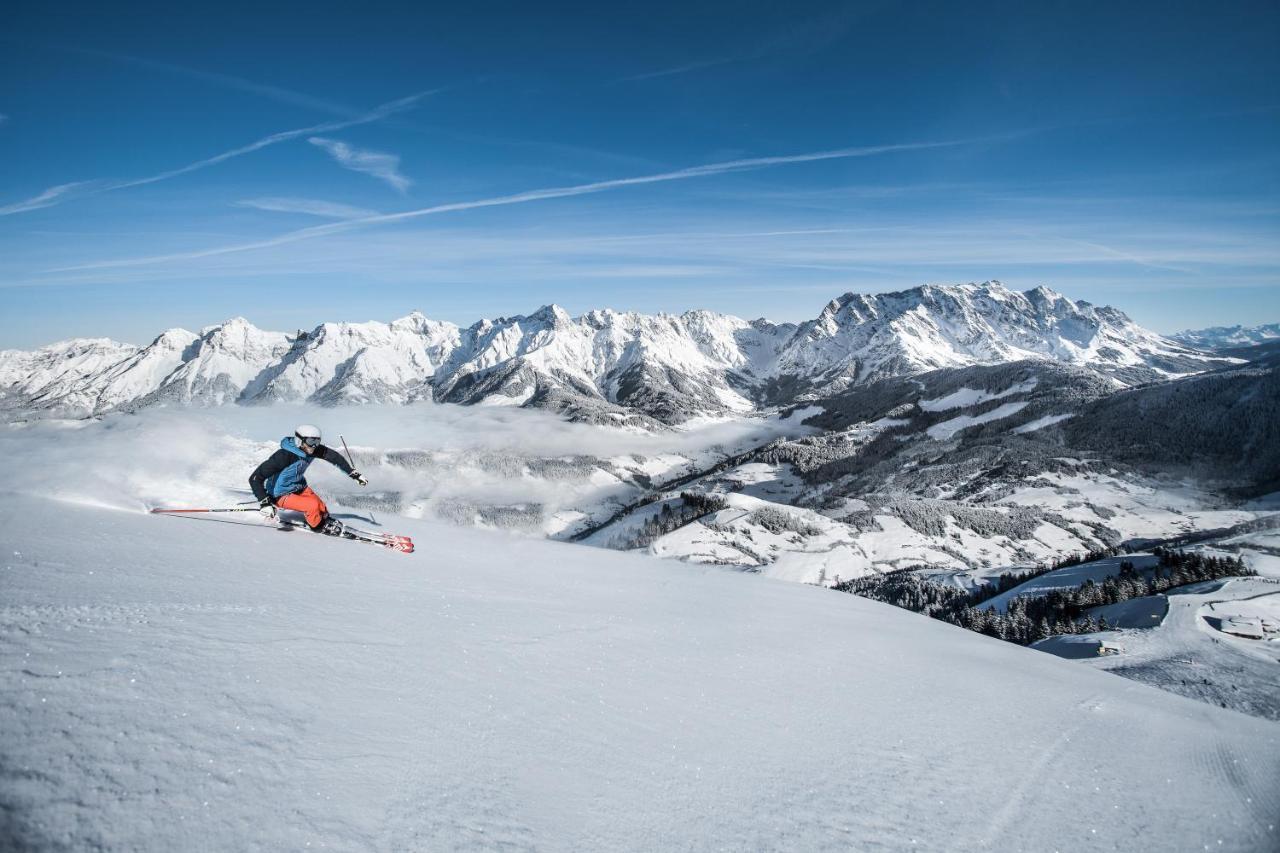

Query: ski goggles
[297,435,321,448]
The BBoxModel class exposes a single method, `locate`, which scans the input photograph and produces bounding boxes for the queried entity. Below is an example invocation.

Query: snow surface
[926,401,1028,440]
[918,377,1038,412]
[1012,412,1075,434]
[1087,594,1170,629]
[4,495,1279,852]
[993,471,1256,546]
[1033,635,1124,659]
[1202,592,1280,643]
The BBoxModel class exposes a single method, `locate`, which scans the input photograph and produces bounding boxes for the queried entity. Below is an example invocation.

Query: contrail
[53,135,1003,273]
[1,90,435,216]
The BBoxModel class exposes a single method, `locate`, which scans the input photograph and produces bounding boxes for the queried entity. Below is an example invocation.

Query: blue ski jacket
[249,437,354,502]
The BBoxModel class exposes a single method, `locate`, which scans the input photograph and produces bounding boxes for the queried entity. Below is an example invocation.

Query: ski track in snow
[2,494,1279,851]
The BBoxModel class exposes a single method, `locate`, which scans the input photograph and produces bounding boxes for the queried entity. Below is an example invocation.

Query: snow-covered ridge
[0,282,1231,422]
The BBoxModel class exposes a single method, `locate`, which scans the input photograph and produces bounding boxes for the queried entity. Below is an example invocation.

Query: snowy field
[3,495,1279,852]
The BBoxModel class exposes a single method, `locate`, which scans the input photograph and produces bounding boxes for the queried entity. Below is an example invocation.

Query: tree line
[609,492,730,550]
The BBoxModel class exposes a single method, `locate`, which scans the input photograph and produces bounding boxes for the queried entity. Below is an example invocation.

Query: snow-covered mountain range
[1171,322,1280,351]
[0,281,1229,423]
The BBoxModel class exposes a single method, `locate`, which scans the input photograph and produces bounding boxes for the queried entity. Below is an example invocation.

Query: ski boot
[318,516,345,537]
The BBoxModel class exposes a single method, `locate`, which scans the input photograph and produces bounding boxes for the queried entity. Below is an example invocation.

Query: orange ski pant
[275,487,328,529]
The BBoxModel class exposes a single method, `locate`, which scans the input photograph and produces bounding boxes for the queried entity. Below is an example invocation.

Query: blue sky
[2,0,1277,347]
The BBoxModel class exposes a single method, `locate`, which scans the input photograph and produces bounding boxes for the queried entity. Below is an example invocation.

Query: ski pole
[338,433,376,524]
[149,507,261,514]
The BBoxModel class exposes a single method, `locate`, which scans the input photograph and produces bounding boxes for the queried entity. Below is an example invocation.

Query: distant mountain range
[0,282,1233,423]
[1171,323,1280,351]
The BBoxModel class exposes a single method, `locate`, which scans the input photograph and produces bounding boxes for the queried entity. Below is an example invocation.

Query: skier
[249,424,368,536]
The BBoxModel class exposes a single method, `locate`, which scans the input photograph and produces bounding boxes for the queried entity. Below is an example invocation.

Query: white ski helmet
[294,424,322,448]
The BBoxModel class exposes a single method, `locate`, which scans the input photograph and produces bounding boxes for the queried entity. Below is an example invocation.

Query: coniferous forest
[835,548,1253,646]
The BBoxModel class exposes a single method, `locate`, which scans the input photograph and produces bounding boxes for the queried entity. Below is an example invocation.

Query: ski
[282,519,414,553]
[336,524,415,554]
[156,510,414,554]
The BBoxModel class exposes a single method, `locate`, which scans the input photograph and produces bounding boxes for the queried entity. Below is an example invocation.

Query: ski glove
[350,471,369,486]
[258,497,276,519]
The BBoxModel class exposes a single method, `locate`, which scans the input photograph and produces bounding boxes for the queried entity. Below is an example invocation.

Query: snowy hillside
[587,359,1277,583]
[0,282,1230,423]
[4,492,1279,851]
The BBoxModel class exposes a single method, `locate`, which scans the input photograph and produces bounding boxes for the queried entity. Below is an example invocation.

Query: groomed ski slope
[2,494,1278,852]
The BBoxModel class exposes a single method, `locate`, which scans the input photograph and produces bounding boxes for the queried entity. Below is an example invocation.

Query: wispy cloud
[1022,232,1195,274]
[53,134,1002,272]
[58,45,358,117]
[21,209,1280,295]
[0,182,96,216]
[615,5,875,85]
[108,93,428,192]
[614,57,737,83]
[236,197,381,219]
[309,137,411,193]
[0,91,434,217]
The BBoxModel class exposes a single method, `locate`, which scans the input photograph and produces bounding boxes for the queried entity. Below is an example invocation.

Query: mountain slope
[3,492,1277,851]
[1064,359,1280,495]
[595,359,1274,581]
